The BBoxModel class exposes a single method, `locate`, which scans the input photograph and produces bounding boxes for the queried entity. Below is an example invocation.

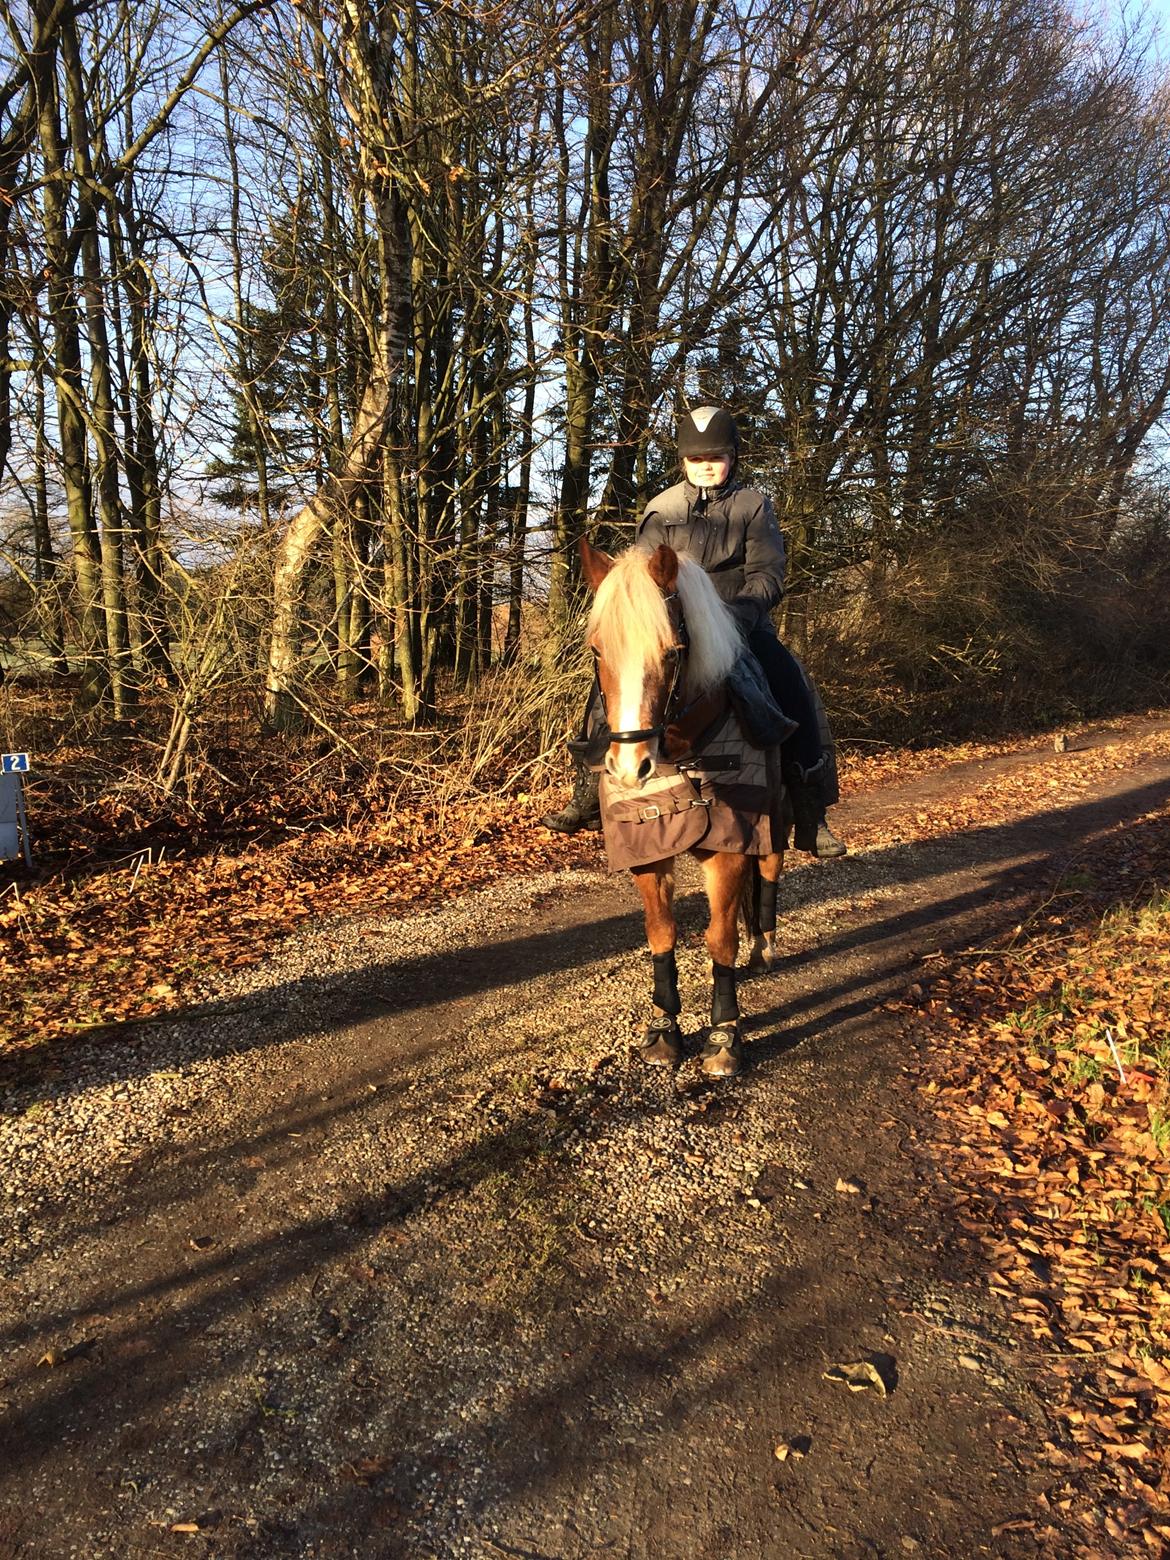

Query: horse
[580,536,786,1079]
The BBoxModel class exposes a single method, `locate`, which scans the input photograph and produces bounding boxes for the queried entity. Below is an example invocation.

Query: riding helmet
[677,405,740,463]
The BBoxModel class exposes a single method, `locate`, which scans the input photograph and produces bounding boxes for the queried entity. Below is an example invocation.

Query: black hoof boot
[541,762,601,833]
[700,1025,743,1078]
[640,1015,683,1067]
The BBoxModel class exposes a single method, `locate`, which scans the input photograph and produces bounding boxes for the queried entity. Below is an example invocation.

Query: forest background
[2,0,1170,844]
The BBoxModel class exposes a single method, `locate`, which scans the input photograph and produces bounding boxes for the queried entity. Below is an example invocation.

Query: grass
[1061,1050,1105,1087]
[1000,883,1170,1109]
[1006,994,1066,1039]
[466,1155,585,1306]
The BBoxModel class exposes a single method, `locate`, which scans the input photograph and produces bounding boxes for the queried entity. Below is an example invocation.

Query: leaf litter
[823,1359,892,1397]
[894,797,1170,1554]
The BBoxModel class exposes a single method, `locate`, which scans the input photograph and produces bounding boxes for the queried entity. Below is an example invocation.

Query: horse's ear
[579,535,613,592]
[647,544,679,595]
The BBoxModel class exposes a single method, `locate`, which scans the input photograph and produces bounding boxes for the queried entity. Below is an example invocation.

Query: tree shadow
[0,1106,1020,1558]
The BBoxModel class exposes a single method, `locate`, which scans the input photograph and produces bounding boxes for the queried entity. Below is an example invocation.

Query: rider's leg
[746,631,821,771]
[746,631,847,858]
[541,755,601,832]
[805,671,847,858]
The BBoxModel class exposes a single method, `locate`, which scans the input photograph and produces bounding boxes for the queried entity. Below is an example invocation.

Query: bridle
[593,590,695,747]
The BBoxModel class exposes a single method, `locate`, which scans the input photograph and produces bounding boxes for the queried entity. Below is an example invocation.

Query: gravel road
[3,717,1169,1560]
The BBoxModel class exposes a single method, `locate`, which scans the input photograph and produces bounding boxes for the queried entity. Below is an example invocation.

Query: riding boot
[786,758,848,858]
[785,772,823,854]
[815,819,848,858]
[541,757,602,833]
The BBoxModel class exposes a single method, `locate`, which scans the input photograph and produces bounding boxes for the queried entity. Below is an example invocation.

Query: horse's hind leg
[748,851,785,970]
[631,859,683,1065]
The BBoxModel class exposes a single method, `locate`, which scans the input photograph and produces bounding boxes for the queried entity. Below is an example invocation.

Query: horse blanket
[599,711,786,872]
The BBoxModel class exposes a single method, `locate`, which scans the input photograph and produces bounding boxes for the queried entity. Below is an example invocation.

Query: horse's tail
[740,856,763,941]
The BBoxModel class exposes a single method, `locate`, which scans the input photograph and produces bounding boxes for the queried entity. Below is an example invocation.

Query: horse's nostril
[638,755,654,782]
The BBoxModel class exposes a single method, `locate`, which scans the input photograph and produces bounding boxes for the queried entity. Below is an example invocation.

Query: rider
[542,405,847,858]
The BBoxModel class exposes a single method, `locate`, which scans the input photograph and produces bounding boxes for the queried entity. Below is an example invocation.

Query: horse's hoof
[748,939,778,973]
[639,1017,683,1067]
[700,1025,743,1078]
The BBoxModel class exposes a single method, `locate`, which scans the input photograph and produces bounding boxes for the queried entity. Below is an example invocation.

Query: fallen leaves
[0,793,596,1052]
[773,1434,811,1461]
[36,1338,94,1369]
[822,1357,895,1397]
[341,1455,395,1486]
[907,797,1170,1549]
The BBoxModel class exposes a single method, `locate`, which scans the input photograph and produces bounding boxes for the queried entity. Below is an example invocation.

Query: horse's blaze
[599,657,672,786]
[606,662,654,783]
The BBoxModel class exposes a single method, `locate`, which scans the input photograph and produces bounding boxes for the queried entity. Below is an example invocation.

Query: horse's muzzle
[605,744,658,786]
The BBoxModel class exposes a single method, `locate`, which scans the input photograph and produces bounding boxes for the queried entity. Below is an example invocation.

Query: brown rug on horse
[599,712,785,872]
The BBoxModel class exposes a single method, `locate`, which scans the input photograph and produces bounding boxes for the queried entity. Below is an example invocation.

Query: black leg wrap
[759,877,778,934]
[711,961,739,1025]
[651,950,681,1016]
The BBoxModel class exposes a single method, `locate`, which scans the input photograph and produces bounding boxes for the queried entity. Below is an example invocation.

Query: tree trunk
[265,370,393,728]
[218,47,271,529]
[62,13,132,716]
[33,15,105,705]
[33,367,69,671]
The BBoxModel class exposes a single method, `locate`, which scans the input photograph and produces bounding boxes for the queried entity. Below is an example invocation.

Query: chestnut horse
[581,537,785,1079]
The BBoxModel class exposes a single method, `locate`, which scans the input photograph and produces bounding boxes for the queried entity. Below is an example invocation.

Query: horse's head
[580,537,693,788]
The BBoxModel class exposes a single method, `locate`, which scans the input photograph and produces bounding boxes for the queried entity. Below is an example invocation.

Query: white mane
[588,547,742,693]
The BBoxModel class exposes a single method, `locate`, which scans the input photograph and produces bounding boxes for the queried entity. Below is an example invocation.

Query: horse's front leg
[699,851,752,1077]
[748,850,785,971]
[630,859,683,1066]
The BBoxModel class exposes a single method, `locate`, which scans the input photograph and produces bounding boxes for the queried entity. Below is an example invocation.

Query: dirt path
[3,716,1170,1560]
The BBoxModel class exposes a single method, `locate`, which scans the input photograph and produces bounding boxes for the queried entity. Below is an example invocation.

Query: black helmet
[677,405,740,463]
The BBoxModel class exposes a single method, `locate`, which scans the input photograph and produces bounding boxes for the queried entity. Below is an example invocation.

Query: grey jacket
[636,478,787,637]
